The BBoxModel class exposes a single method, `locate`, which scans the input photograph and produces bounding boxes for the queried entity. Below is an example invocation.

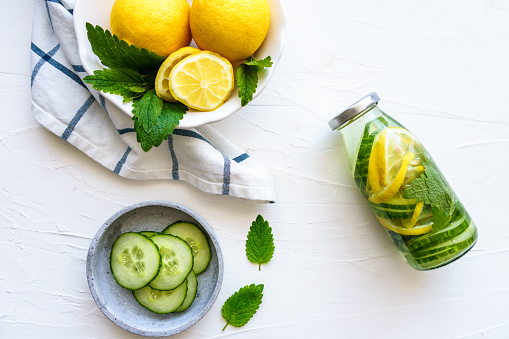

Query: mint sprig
[133,90,186,152]
[245,215,275,270]
[82,23,188,152]
[236,56,272,106]
[403,153,454,229]
[221,284,264,331]
[85,23,165,74]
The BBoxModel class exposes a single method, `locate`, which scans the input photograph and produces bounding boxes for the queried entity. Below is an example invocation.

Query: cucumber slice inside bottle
[406,204,471,252]
[149,235,194,291]
[175,270,198,312]
[110,232,161,290]
[133,280,188,314]
[368,196,418,220]
[412,220,477,258]
[163,221,211,274]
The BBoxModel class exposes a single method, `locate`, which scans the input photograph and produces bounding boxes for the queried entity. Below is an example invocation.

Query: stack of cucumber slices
[110,221,211,314]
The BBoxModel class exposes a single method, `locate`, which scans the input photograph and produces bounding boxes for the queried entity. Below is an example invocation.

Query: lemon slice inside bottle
[367,127,424,203]
[378,127,421,185]
[155,47,201,102]
[377,215,433,236]
[401,201,425,229]
[169,51,234,111]
[369,152,415,203]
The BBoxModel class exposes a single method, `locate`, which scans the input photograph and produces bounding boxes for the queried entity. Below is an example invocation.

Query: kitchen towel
[30,0,276,202]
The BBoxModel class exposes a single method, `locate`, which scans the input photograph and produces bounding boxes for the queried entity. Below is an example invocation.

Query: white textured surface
[2,0,508,338]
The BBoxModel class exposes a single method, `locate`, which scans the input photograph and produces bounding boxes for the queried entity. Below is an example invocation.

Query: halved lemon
[168,51,234,111]
[155,46,201,102]
[377,216,433,236]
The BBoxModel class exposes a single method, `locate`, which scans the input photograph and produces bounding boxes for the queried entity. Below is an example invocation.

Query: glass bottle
[329,92,477,270]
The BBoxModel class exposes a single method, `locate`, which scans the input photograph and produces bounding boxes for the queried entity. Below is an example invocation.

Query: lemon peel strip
[369,152,415,204]
[402,201,425,229]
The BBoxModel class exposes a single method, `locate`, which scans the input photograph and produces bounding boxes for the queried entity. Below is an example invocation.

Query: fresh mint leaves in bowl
[86,201,224,337]
[74,0,286,132]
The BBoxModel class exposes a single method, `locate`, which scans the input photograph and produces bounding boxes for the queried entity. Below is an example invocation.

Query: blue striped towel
[30,0,276,202]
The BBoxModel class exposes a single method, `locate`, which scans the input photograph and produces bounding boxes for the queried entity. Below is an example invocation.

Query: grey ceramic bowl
[86,201,224,337]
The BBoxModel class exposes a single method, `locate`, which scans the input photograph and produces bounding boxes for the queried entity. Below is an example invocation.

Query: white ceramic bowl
[86,201,224,337]
[74,0,286,128]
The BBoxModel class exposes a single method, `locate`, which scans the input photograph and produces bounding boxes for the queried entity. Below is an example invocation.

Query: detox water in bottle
[329,92,477,270]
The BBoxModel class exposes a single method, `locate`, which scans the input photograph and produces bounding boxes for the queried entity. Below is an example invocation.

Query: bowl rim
[86,201,224,337]
[73,0,287,129]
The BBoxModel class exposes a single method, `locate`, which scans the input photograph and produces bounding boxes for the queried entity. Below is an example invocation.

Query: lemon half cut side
[155,47,201,102]
[169,51,234,111]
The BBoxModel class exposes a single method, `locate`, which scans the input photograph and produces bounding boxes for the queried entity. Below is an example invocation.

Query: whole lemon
[110,0,191,57]
[190,0,270,62]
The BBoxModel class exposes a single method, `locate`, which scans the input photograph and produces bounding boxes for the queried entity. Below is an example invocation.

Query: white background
[2,0,509,338]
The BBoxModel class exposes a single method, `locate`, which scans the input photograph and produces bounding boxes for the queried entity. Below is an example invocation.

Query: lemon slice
[377,216,433,236]
[155,47,201,102]
[368,139,381,191]
[376,129,389,186]
[369,152,415,204]
[169,51,234,111]
[379,127,421,185]
[401,201,425,228]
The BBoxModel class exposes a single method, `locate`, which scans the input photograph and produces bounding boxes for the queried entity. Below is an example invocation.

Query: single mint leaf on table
[83,68,152,102]
[86,23,165,75]
[221,284,264,331]
[236,56,272,106]
[132,90,187,152]
[245,215,275,270]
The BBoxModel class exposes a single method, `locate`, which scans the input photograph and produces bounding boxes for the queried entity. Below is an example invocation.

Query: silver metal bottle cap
[328,92,380,130]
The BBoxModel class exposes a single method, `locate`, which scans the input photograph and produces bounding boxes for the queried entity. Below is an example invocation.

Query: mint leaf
[431,206,451,231]
[132,89,164,133]
[121,90,147,103]
[402,175,429,203]
[245,215,274,270]
[403,158,452,213]
[236,56,272,106]
[133,92,187,152]
[86,23,165,74]
[236,64,258,106]
[83,68,152,101]
[221,284,264,331]
[244,56,273,69]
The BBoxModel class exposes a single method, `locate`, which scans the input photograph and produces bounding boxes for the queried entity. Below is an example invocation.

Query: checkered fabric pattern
[30,0,276,202]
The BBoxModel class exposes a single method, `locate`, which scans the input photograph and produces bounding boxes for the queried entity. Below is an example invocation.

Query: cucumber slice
[163,221,211,274]
[133,280,188,314]
[354,120,386,197]
[413,224,477,269]
[369,197,417,219]
[149,235,194,291]
[110,232,161,290]
[139,231,160,238]
[413,220,477,258]
[407,208,471,252]
[175,270,198,312]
